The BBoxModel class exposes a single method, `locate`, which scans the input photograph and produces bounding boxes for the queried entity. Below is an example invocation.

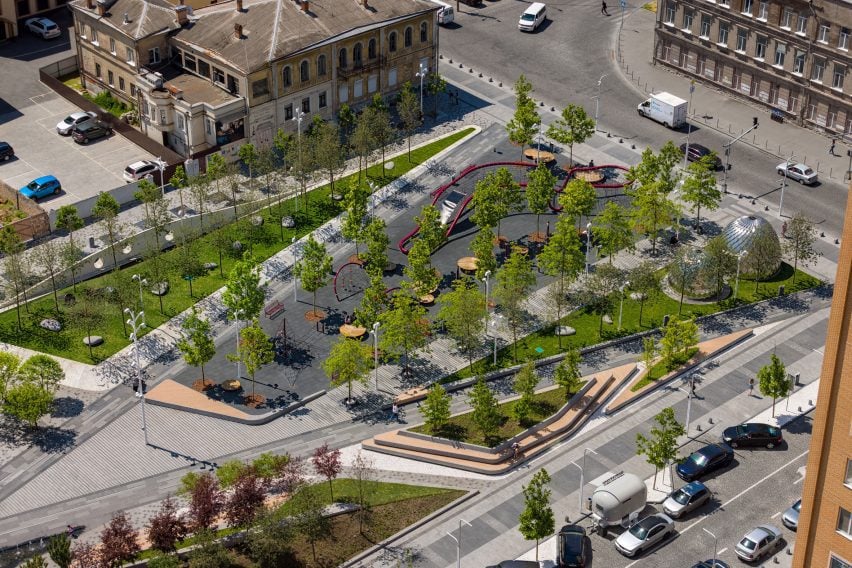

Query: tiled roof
[70,0,184,40]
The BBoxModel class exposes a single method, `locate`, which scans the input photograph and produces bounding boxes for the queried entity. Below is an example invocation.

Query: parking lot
[0,16,156,215]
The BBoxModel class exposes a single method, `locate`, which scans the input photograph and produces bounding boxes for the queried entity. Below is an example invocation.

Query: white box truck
[428,0,455,24]
[637,92,688,129]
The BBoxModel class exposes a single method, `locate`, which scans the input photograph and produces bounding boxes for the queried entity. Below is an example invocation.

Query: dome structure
[722,215,782,278]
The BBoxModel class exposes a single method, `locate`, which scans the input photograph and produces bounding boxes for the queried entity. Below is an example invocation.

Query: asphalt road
[437,2,848,236]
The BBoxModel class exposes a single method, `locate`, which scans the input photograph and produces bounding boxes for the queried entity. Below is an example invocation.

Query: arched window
[420,22,428,43]
[300,60,309,82]
[353,43,363,67]
[404,26,413,47]
[317,54,327,76]
[368,38,377,59]
[389,31,397,52]
[339,47,347,68]
[282,65,292,87]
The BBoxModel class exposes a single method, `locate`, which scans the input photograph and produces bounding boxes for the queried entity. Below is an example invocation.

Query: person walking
[391,403,399,423]
[782,221,788,238]
[601,1,609,15]
[512,441,521,461]
[830,139,837,156]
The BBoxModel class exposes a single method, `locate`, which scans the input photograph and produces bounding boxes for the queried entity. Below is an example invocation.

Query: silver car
[662,481,711,519]
[735,524,783,562]
[782,499,801,530]
[56,111,97,135]
[614,513,675,557]
[777,162,818,185]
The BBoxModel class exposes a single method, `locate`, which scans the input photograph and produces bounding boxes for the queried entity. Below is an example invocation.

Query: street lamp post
[292,237,298,302]
[593,74,607,132]
[721,117,759,194]
[703,528,718,567]
[293,109,305,210]
[416,62,428,116]
[491,319,498,366]
[233,309,245,380]
[618,281,630,329]
[677,385,693,433]
[483,270,491,336]
[446,519,472,568]
[683,81,695,169]
[573,448,599,514]
[125,308,149,446]
[734,250,747,300]
[372,321,380,391]
[368,180,378,219]
[131,274,148,311]
[156,157,166,197]
[779,156,795,217]
[585,223,593,274]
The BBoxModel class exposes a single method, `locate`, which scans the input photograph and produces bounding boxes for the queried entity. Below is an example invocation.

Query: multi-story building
[69,0,437,159]
[653,0,852,136]
[793,189,852,566]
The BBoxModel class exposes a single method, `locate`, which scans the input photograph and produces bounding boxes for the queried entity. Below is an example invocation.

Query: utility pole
[722,117,759,194]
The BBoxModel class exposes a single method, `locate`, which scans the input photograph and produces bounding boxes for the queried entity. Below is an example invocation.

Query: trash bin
[663,314,670,327]
[778,285,785,296]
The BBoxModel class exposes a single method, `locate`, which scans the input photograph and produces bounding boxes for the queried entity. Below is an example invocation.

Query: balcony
[337,56,385,79]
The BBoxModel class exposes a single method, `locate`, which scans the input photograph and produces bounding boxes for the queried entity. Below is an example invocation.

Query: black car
[0,141,13,161]
[691,561,730,568]
[722,423,783,449]
[557,524,586,567]
[679,143,723,170]
[72,121,113,144]
[676,443,734,481]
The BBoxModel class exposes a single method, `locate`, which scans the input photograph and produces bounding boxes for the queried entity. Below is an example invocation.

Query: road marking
[771,511,781,519]
[717,547,728,555]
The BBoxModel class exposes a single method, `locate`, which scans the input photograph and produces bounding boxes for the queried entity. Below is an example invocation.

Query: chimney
[85,0,94,9]
[234,23,243,38]
[236,0,244,11]
[361,0,368,8]
[301,0,309,11]
[96,0,107,15]
[123,12,130,24]
[175,4,189,25]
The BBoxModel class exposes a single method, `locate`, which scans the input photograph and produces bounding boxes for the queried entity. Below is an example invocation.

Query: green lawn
[631,346,699,391]
[278,478,457,514]
[445,263,820,381]
[0,128,473,363]
[410,386,577,447]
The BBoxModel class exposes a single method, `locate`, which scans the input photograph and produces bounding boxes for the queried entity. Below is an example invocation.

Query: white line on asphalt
[718,547,728,555]
[13,43,71,59]
[771,511,781,519]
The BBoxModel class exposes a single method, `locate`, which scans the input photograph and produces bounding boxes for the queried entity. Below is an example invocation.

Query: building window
[719,0,729,6]
[160,110,166,124]
[840,27,850,50]
[212,67,224,85]
[109,38,116,54]
[796,14,808,35]
[741,0,752,16]
[339,48,347,68]
[319,92,327,108]
[389,67,398,86]
[812,57,825,82]
[389,31,397,52]
[756,0,767,20]
[682,9,693,31]
[177,113,185,132]
[420,21,427,42]
[404,26,412,47]
[834,65,845,90]
[368,74,377,93]
[302,97,310,113]
[119,77,125,91]
[127,47,135,65]
[184,52,196,72]
[755,36,766,59]
[285,104,294,120]
[252,78,269,97]
[282,66,292,87]
[149,47,160,64]
[339,84,348,103]
[368,38,377,59]
[793,49,805,73]
[774,42,785,66]
[36,0,47,8]
[317,54,327,76]
[819,23,830,43]
[700,14,711,38]
[95,62,101,78]
[91,28,98,44]
[107,70,114,85]
[130,84,136,97]
[830,555,852,568]
[353,43,363,67]
[838,508,852,537]
[206,119,213,135]
[718,21,729,45]
[300,60,309,82]
[736,27,747,52]
[846,459,852,485]
[665,2,675,24]
[781,8,793,29]
[16,0,30,15]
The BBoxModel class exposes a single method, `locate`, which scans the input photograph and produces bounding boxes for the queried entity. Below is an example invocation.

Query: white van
[518,2,546,31]
[428,0,455,24]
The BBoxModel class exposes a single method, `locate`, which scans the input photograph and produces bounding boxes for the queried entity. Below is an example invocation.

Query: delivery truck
[637,92,688,129]
[427,0,455,24]
[589,471,647,536]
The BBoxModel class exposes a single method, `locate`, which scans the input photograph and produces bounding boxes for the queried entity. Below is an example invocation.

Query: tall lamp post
[779,156,795,217]
[156,157,166,197]
[233,309,245,381]
[125,308,149,446]
[292,236,298,302]
[683,81,695,168]
[734,250,748,300]
[446,518,472,568]
[416,62,428,116]
[572,448,598,513]
[618,281,630,329]
[490,319,498,366]
[372,321,380,391]
[585,223,593,274]
[722,117,759,194]
[677,384,693,433]
[593,74,607,132]
[703,527,718,567]
[293,108,305,210]
[131,273,148,311]
[482,269,491,336]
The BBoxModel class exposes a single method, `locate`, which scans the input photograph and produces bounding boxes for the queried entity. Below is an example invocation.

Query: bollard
[449,58,453,63]
[551,106,555,111]
[489,77,493,82]
[478,72,482,77]
[821,231,826,237]
[619,138,623,143]
[459,63,463,68]
[631,144,636,149]
[708,417,714,424]
[89,236,97,248]
[469,68,473,73]
[830,167,833,178]
[765,205,769,211]
[439,54,443,59]
[798,406,802,412]
[607,132,612,138]
[696,424,702,432]
[809,399,813,406]
[540,101,544,106]
[499,82,503,87]
[836,238,841,244]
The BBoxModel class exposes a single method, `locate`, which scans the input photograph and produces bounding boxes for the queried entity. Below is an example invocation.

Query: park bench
[264,300,285,319]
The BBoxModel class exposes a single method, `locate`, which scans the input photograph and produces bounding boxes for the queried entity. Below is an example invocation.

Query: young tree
[471,227,497,281]
[362,217,389,279]
[146,496,188,552]
[47,533,72,568]
[3,382,53,427]
[355,273,389,329]
[187,173,211,230]
[703,235,737,297]
[636,407,685,489]
[757,353,790,417]
[416,204,446,253]
[341,180,369,256]
[506,74,540,159]
[55,205,84,249]
[238,142,259,194]
[33,239,67,314]
[629,261,661,326]
[680,154,721,229]
[142,243,169,315]
[512,361,539,425]
[553,347,583,400]
[215,459,247,489]
[228,320,273,401]
[312,120,345,198]
[294,486,332,563]
[92,192,123,270]
[743,227,782,292]
[170,230,206,297]
[0,227,29,329]
[379,290,431,375]
[323,336,372,402]
[177,309,217,387]
[187,529,233,568]
[99,511,140,568]
[312,442,343,501]
[19,354,64,392]
[147,552,182,568]
[295,234,333,317]
[546,103,595,166]
[518,468,555,562]
[471,172,503,231]
[224,468,266,527]
[256,147,280,213]
[246,509,295,568]
[0,351,19,405]
[494,248,537,361]
[188,473,223,532]
[104,269,136,337]
[62,241,82,293]
[559,178,597,231]
[626,145,681,254]
[351,449,376,533]
[437,278,487,369]
[468,377,502,442]
[783,212,820,282]
[337,103,356,145]
[538,214,585,347]
[369,96,396,170]
[352,107,376,181]
[398,81,422,160]
[222,252,265,322]
[575,264,623,335]
[422,382,452,435]
[72,287,105,360]
[209,227,231,278]
[595,201,634,263]
[659,317,699,370]
[426,71,447,117]
[641,336,657,371]
[135,178,170,243]
[493,167,524,237]
[526,163,556,239]
[404,238,440,297]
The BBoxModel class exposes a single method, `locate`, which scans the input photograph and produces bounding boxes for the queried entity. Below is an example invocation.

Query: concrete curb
[145,389,326,425]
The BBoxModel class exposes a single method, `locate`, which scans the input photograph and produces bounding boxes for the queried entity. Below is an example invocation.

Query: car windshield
[629,523,650,539]
[521,13,535,20]
[690,452,708,466]
[26,181,39,189]
[63,117,75,125]
[559,534,583,558]
[672,488,690,504]
[794,501,801,512]
[45,23,57,29]
[740,537,757,550]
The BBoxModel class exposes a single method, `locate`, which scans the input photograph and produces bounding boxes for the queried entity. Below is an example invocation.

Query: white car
[25,17,61,39]
[777,162,818,185]
[56,112,97,135]
[123,160,163,183]
[735,524,784,562]
[614,513,675,557]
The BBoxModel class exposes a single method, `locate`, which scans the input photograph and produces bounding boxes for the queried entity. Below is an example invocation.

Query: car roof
[681,143,710,152]
[30,17,56,24]
[559,524,585,535]
[637,514,667,528]
[696,443,727,457]
[128,160,155,170]
[744,525,779,540]
[68,111,94,120]
[681,481,707,495]
[0,141,10,148]
[33,175,57,184]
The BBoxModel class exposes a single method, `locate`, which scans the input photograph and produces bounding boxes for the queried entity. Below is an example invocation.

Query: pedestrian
[689,378,696,397]
[391,403,399,422]
[748,377,755,396]
[782,221,788,238]
[67,525,75,538]
[512,441,521,461]
[830,139,837,156]
[601,1,609,15]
